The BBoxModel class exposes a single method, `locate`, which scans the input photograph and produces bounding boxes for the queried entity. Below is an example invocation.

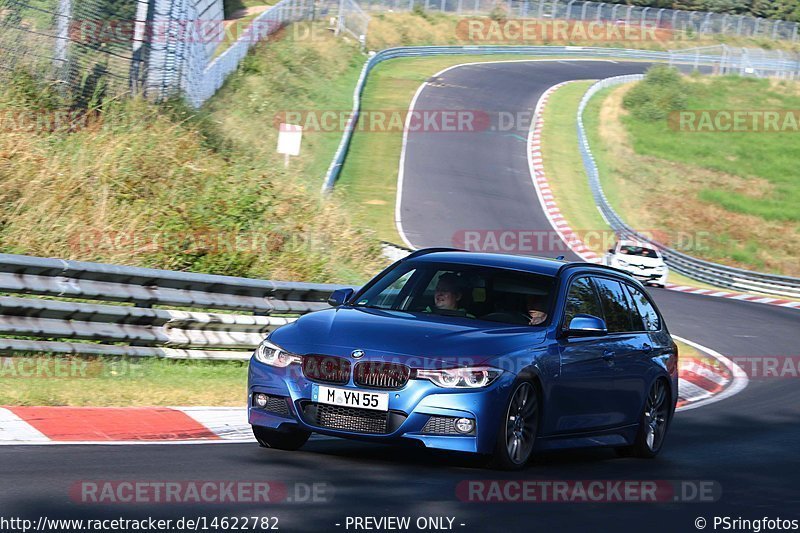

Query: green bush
[622,65,689,121]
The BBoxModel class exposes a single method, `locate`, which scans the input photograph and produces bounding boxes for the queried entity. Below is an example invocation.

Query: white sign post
[277,123,303,167]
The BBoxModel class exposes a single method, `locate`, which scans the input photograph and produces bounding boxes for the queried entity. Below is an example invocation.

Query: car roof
[405,250,643,281]
[406,250,568,275]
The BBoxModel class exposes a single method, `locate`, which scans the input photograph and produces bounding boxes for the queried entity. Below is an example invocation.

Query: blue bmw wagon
[248,249,678,469]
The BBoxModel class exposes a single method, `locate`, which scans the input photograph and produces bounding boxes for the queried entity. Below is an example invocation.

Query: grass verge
[589,73,800,277]
[541,82,728,291]
[0,356,247,406]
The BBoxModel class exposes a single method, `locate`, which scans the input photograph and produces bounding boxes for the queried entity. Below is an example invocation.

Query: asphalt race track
[2,61,799,533]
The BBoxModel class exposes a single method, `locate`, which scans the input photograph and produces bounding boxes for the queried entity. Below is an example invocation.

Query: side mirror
[566,314,608,337]
[328,288,354,307]
[608,248,615,254]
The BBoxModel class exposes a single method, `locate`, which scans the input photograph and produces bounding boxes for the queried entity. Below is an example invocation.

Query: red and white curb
[527,81,603,265]
[1,335,745,444]
[673,335,748,411]
[527,81,800,312]
[0,406,253,445]
[661,284,800,309]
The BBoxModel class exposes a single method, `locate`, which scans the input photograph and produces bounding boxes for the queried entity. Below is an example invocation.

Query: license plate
[312,384,389,411]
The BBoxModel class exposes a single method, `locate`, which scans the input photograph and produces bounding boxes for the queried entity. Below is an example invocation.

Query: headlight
[254,339,302,367]
[415,366,503,389]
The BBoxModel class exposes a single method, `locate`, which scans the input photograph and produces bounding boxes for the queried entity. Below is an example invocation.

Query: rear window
[593,277,636,333]
[353,262,556,327]
[625,284,662,332]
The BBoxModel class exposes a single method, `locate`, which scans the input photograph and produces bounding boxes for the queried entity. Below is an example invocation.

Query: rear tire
[488,379,540,470]
[618,379,671,458]
[252,425,311,451]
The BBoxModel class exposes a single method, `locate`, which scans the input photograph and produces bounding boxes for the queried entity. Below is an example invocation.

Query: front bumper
[247,358,515,454]
[619,266,668,285]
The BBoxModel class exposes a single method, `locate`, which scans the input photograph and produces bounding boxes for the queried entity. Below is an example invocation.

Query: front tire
[252,425,311,451]
[489,380,540,470]
[619,379,671,458]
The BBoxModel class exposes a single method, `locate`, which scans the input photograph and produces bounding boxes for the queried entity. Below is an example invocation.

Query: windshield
[619,245,659,258]
[353,262,556,326]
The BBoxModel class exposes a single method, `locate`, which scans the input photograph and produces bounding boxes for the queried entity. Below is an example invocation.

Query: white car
[603,241,668,288]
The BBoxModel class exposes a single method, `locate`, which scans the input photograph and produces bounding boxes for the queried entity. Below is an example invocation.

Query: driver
[525,294,548,326]
[426,273,474,317]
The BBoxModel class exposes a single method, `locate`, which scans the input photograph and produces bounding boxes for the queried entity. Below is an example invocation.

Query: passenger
[526,294,548,326]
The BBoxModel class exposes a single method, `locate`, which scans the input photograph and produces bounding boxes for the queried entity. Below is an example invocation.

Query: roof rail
[557,261,629,277]
[402,247,466,260]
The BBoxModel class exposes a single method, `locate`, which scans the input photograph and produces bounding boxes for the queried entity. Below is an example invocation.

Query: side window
[593,277,635,333]
[625,284,662,332]
[564,277,603,326]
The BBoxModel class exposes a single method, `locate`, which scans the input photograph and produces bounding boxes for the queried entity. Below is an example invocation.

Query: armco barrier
[0,253,348,360]
[576,76,800,299]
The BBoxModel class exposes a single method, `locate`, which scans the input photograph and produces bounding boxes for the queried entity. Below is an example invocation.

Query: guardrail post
[566,0,575,20]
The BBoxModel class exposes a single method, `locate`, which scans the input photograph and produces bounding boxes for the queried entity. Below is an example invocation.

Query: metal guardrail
[0,253,348,360]
[576,76,800,299]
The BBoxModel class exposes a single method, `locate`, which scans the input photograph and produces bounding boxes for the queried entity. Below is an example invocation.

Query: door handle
[602,350,615,361]
[641,343,653,353]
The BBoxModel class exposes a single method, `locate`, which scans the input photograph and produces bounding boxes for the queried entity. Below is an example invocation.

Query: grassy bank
[540,81,718,289]
[0,24,385,284]
[588,71,800,277]
[0,25,390,408]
